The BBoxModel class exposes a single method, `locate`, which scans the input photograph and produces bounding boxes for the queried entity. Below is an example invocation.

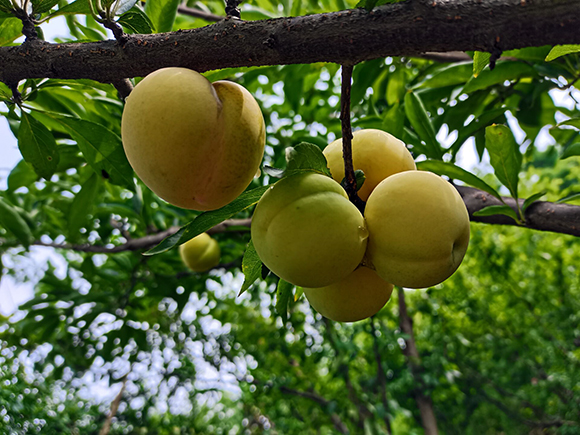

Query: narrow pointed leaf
[276,279,294,324]
[545,45,580,62]
[18,111,60,180]
[51,115,135,192]
[416,161,502,199]
[521,191,546,213]
[450,107,509,154]
[485,125,522,200]
[473,51,491,77]
[145,185,269,255]
[561,143,580,159]
[68,172,100,241]
[0,197,34,247]
[555,118,580,129]
[556,192,580,204]
[404,91,442,159]
[239,240,262,296]
[473,204,519,221]
[463,62,535,93]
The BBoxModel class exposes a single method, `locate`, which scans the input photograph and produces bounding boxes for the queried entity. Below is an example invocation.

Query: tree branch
[177,5,223,22]
[98,374,128,435]
[2,0,580,83]
[340,63,364,211]
[456,186,580,237]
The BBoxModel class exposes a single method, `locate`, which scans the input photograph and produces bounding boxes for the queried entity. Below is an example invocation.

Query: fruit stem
[340,63,365,213]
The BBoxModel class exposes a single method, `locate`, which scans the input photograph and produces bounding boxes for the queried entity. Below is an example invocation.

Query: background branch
[2,0,580,83]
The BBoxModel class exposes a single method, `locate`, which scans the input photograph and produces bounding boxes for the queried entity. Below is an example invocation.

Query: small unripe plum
[121,67,265,211]
[179,233,221,272]
[304,266,393,322]
[365,171,470,288]
[324,129,416,201]
[251,172,368,288]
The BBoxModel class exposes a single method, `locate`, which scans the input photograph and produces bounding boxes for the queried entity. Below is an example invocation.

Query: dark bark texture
[1,0,580,83]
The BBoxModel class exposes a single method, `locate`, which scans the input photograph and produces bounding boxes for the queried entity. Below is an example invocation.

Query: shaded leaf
[112,0,138,15]
[463,62,535,93]
[522,192,545,214]
[485,125,522,200]
[239,240,262,296]
[48,0,91,16]
[404,91,442,159]
[145,185,269,255]
[68,172,100,241]
[450,107,510,154]
[473,52,491,77]
[117,6,154,33]
[276,279,294,324]
[545,45,580,62]
[415,62,473,89]
[31,0,60,13]
[144,0,179,32]
[0,197,34,247]
[473,204,519,221]
[50,115,135,192]
[561,143,580,159]
[7,160,38,192]
[18,111,60,180]
[0,0,13,13]
[416,161,501,199]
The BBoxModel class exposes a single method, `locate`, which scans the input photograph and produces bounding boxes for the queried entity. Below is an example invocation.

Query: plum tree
[251,172,368,288]
[179,233,221,272]
[323,129,416,201]
[365,171,470,288]
[303,266,393,322]
[121,67,265,211]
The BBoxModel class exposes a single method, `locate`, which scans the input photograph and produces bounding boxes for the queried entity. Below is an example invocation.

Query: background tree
[1,0,580,434]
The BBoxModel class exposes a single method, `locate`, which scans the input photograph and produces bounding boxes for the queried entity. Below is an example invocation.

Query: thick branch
[456,186,580,237]
[2,0,580,82]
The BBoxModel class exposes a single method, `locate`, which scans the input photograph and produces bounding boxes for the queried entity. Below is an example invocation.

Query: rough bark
[456,186,580,237]
[398,287,439,435]
[2,0,580,83]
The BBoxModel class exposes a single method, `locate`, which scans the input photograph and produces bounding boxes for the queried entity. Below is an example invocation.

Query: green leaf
[0,0,13,13]
[415,62,473,89]
[117,7,154,33]
[31,0,60,13]
[545,45,580,62]
[450,107,509,154]
[112,0,138,15]
[0,197,34,247]
[276,279,294,324]
[473,204,519,221]
[145,185,269,255]
[48,0,91,17]
[561,143,580,159]
[18,111,60,180]
[386,69,406,105]
[340,169,366,193]
[0,18,22,46]
[485,125,522,200]
[556,192,580,203]
[521,191,545,214]
[67,172,100,242]
[50,115,135,192]
[555,118,580,129]
[294,286,303,302]
[416,161,502,199]
[144,0,180,32]
[463,62,536,94]
[239,240,262,296]
[284,142,332,177]
[473,52,491,77]
[7,160,38,192]
[404,91,442,159]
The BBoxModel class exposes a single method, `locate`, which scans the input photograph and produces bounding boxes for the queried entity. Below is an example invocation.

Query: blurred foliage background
[1,0,580,433]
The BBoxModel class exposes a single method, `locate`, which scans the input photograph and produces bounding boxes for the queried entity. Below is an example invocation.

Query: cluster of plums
[121,68,470,323]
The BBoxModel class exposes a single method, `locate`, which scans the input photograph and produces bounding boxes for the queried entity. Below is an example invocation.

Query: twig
[110,78,133,100]
[99,374,128,435]
[225,0,242,19]
[178,4,223,22]
[340,63,365,212]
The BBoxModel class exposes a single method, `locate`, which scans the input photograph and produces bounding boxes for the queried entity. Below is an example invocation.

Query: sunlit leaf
[239,240,262,296]
[473,51,491,77]
[145,0,179,32]
[473,204,519,221]
[521,191,545,214]
[545,44,580,62]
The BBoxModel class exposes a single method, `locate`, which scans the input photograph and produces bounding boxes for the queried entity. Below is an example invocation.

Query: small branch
[456,186,580,237]
[370,318,392,435]
[99,374,128,435]
[279,386,349,434]
[340,63,365,212]
[13,9,38,41]
[178,4,223,22]
[7,82,21,105]
[102,20,126,44]
[110,78,133,100]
